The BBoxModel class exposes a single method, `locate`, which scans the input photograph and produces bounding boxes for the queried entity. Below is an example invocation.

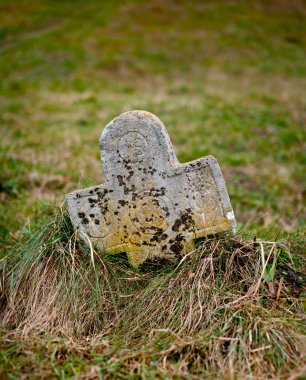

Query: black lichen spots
[138,256,173,272]
[183,161,207,173]
[78,211,90,225]
[114,211,119,215]
[89,189,94,194]
[150,231,168,244]
[147,226,163,233]
[100,205,109,214]
[151,187,166,196]
[172,209,194,232]
[140,164,157,176]
[169,234,184,244]
[117,175,124,187]
[95,189,104,197]
[122,159,135,181]
[147,166,157,176]
[172,219,181,232]
[127,170,134,181]
[169,242,183,255]
[117,174,134,195]
[89,214,95,218]
[94,192,110,216]
[141,187,166,199]
[118,199,128,207]
[162,205,170,217]
[76,193,81,199]
[88,198,97,204]
[94,219,100,225]
[125,164,132,171]
[150,199,158,207]
[168,234,185,255]
[123,159,133,171]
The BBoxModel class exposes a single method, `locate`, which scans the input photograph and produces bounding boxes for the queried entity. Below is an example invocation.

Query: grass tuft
[0,208,305,379]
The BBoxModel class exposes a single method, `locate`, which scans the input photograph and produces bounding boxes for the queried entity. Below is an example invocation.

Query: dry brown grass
[0,209,305,378]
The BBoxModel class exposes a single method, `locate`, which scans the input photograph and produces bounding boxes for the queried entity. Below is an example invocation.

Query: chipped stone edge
[208,155,237,233]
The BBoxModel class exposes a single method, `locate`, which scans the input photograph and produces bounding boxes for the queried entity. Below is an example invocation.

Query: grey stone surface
[66,110,236,266]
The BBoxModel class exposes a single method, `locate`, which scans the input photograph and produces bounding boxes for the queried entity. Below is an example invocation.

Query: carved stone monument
[66,110,236,266]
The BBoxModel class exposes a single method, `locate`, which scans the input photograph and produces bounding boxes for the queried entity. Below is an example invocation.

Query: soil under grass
[0,0,305,378]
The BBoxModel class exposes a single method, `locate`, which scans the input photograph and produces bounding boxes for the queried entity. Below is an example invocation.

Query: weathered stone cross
[66,110,236,266]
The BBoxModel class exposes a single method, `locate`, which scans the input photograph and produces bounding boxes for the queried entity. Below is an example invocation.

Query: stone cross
[66,110,236,266]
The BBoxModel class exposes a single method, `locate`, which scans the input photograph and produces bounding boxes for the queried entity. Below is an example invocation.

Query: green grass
[0,208,305,379]
[0,0,305,378]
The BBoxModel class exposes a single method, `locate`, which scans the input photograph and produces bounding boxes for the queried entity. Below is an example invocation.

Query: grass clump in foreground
[0,208,305,379]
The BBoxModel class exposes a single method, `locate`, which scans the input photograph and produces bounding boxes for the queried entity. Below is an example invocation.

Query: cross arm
[171,155,236,233]
[66,185,113,241]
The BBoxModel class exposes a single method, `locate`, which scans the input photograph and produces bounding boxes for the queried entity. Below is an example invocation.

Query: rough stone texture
[66,110,236,266]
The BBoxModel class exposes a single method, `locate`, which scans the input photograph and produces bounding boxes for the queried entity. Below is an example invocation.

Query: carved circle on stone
[118,131,147,164]
[130,194,172,234]
[88,219,111,238]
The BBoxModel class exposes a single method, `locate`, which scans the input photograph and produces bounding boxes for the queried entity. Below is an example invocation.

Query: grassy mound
[0,209,305,379]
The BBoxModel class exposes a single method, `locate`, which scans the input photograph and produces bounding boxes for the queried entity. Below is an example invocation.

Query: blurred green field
[1,0,305,250]
[0,0,305,378]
